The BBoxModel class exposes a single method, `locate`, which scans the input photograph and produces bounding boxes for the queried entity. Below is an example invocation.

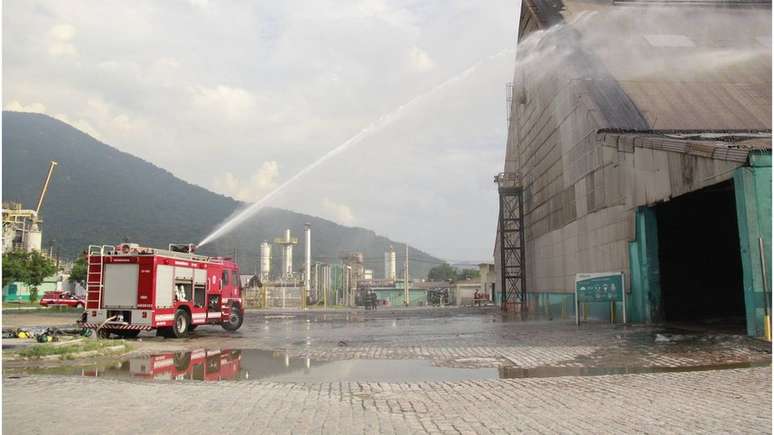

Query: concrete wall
[478,264,496,301]
[502,63,748,311]
[520,133,746,302]
[500,5,762,324]
[454,283,482,306]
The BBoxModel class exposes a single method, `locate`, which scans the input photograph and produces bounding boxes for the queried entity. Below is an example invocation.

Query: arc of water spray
[198,47,514,247]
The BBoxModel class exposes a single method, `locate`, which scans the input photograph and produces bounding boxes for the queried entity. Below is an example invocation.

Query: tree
[427,263,457,281]
[23,251,57,302]
[457,268,481,281]
[26,251,57,287]
[427,263,481,282]
[69,256,87,286]
[2,251,30,287]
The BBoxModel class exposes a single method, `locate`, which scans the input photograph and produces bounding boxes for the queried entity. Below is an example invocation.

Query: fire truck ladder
[86,245,114,309]
[496,173,526,312]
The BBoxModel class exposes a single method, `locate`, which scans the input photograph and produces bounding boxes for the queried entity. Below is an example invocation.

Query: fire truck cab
[82,243,244,338]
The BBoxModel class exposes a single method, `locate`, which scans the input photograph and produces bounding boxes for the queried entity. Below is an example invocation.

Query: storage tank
[384,246,396,279]
[25,224,42,252]
[3,226,16,253]
[260,241,271,281]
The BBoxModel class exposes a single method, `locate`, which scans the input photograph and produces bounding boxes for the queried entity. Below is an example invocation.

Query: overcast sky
[3,0,518,262]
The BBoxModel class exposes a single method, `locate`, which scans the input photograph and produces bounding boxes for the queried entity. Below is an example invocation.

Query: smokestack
[284,229,293,277]
[260,241,271,281]
[273,229,298,279]
[304,224,311,299]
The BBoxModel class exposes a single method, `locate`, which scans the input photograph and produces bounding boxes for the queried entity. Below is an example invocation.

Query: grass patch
[2,301,38,309]
[16,339,128,359]
[3,304,84,314]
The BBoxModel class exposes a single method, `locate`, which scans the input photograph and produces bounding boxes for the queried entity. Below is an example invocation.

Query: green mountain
[2,111,443,277]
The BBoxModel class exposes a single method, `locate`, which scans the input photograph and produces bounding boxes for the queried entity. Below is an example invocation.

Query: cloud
[322,198,356,226]
[213,161,280,202]
[48,24,77,56]
[3,100,104,140]
[4,100,47,113]
[50,23,76,40]
[52,113,102,140]
[407,46,434,72]
[3,0,517,261]
[190,85,256,121]
[187,0,209,8]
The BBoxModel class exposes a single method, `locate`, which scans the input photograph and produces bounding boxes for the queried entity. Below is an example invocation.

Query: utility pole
[345,265,351,306]
[404,244,409,306]
[304,224,311,309]
[316,263,321,304]
[323,265,328,309]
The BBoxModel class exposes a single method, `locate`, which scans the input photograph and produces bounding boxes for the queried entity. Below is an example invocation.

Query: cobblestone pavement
[4,367,771,434]
[3,308,772,434]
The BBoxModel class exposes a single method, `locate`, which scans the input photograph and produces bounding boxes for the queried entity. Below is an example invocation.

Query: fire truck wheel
[171,308,191,338]
[96,329,112,339]
[174,352,191,370]
[221,304,243,331]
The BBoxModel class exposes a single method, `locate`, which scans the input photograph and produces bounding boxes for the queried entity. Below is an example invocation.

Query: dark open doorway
[654,180,745,330]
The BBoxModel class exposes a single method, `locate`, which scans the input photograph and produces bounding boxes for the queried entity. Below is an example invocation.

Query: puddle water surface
[10,349,769,383]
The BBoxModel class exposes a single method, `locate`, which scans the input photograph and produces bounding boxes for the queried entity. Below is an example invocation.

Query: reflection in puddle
[14,350,498,383]
[12,349,769,383]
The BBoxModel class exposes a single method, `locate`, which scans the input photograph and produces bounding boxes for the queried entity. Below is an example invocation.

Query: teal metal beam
[733,150,772,337]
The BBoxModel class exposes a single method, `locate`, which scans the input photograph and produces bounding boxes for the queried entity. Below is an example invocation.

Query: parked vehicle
[39,291,86,308]
[80,243,244,339]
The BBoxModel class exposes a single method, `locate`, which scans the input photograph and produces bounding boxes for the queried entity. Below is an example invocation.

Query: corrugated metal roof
[520,0,772,131]
[613,0,770,6]
[597,130,771,163]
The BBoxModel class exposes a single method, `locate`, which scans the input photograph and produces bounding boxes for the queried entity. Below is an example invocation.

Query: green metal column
[733,151,772,337]
[628,207,661,323]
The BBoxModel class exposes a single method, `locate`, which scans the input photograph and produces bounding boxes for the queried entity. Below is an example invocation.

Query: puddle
[8,349,769,383]
[499,361,771,379]
[8,349,497,383]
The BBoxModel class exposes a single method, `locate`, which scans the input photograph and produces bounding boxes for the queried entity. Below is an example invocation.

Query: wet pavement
[8,347,769,384]
[3,307,772,434]
[156,308,772,370]
[5,307,771,373]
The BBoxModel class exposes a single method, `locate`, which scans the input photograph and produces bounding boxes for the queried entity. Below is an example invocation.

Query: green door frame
[733,151,772,338]
[628,151,772,337]
[628,207,661,323]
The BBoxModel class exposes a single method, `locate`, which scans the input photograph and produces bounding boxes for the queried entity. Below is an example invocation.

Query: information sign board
[574,272,626,325]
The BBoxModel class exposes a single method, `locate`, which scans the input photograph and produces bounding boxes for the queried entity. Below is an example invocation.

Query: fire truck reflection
[83,349,242,381]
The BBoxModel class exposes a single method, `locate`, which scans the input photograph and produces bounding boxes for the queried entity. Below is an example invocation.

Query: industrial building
[255,227,379,308]
[2,160,58,253]
[495,0,771,337]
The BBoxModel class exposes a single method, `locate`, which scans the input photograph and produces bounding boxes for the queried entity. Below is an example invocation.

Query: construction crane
[35,160,58,216]
[2,160,58,253]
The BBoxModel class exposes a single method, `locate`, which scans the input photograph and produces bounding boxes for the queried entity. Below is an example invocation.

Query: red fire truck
[127,349,242,381]
[81,243,244,338]
[81,349,243,381]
